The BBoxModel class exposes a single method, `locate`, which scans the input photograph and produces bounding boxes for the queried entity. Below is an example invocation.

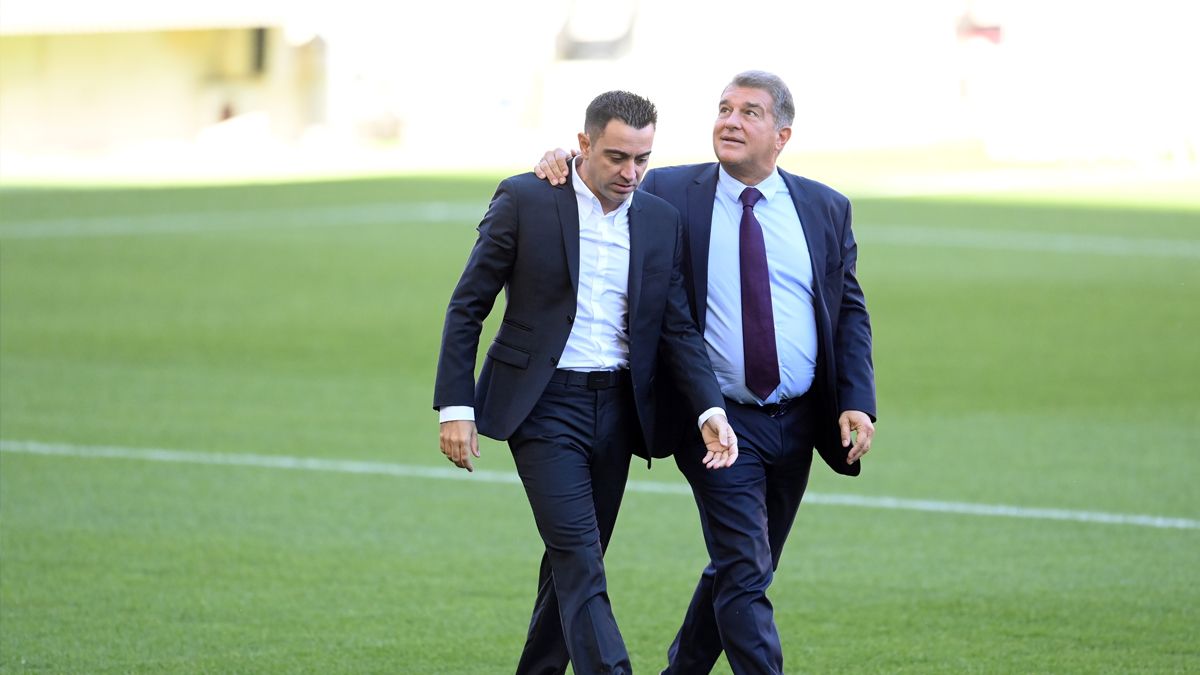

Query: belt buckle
[767,397,790,418]
[587,371,610,389]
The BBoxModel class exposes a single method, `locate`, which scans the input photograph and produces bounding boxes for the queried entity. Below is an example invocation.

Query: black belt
[550,369,630,390]
[759,400,796,418]
[732,390,812,419]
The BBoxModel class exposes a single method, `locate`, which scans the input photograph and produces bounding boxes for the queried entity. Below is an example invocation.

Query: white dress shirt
[703,165,818,405]
[439,157,631,424]
[441,158,725,430]
[557,157,633,369]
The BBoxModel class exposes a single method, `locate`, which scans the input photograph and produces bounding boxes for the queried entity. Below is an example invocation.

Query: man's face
[577,119,655,213]
[712,85,791,182]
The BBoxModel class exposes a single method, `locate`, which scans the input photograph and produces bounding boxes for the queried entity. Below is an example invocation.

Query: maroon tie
[739,187,780,400]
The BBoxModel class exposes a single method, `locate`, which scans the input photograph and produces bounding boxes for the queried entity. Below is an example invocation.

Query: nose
[619,160,637,182]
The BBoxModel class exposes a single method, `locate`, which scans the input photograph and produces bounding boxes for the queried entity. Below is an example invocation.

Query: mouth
[719,136,745,145]
[613,183,635,192]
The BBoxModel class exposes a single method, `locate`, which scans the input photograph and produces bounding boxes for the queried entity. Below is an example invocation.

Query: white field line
[2,439,1196,531]
[1,202,1197,259]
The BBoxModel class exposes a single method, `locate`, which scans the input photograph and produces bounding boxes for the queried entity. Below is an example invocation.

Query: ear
[577,131,591,158]
[775,126,792,152]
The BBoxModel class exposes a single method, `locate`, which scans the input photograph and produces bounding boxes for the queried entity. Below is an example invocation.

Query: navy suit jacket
[433,169,724,459]
[639,163,876,476]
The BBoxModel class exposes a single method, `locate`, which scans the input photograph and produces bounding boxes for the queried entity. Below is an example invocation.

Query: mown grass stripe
[2,203,1198,259]
[3,439,1195,531]
[860,224,1200,259]
[0,202,483,239]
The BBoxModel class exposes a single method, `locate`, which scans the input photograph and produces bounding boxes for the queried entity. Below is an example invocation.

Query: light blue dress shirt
[704,166,818,405]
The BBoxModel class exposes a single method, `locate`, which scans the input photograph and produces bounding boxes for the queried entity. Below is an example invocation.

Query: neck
[722,161,776,187]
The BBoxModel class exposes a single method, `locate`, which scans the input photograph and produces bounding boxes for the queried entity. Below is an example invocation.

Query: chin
[715,149,741,165]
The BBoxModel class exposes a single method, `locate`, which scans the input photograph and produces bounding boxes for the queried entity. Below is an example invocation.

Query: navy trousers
[510,375,637,675]
[664,394,817,675]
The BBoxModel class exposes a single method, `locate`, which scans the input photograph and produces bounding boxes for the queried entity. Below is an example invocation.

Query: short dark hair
[729,70,795,129]
[584,90,657,139]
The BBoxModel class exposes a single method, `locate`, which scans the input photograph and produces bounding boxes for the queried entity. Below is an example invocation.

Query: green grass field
[1,175,1197,673]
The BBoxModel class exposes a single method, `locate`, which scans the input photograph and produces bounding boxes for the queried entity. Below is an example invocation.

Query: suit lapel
[781,169,834,384]
[627,195,648,323]
[687,164,720,331]
[555,173,581,294]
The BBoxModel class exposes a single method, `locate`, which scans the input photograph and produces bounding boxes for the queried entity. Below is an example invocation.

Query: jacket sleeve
[432,179,520,410]
[833,201,877,420]
[656,210,724,417]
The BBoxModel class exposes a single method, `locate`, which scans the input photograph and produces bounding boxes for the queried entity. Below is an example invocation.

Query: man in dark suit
[434,90,739,675]
[535,71,877,674]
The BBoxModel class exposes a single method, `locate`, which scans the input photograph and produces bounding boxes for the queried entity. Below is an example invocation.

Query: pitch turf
[1,175,1197,673]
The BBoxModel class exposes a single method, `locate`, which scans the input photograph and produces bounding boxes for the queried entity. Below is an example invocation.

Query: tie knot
[739,187,763,209]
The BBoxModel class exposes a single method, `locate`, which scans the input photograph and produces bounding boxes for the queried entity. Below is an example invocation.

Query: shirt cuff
[696,407,726,429]
[439,406,475,423]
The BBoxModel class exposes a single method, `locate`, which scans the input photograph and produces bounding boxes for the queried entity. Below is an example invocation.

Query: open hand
[838,410,874,464]
[700,414,738,469]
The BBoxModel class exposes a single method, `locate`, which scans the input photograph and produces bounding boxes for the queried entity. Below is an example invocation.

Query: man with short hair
[435,90,739,675]
[536,71,877,674]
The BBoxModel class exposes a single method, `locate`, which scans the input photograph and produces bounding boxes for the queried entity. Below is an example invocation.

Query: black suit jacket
[433,169,724,459]
[639,163,876,476]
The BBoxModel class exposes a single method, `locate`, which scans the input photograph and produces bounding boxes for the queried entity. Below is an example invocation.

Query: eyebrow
[604,150,653,159]
[719,98,766,112]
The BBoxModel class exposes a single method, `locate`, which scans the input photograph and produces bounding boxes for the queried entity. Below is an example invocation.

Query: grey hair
[728,70,795,129]
[584,90,658,139]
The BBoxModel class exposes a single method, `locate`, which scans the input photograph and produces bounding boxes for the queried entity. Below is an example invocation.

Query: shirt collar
[572,155,633,217]
[717,164,785,205]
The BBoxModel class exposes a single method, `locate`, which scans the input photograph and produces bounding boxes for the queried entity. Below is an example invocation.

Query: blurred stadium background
[2,0,1198,185]
[1,1,1197,673]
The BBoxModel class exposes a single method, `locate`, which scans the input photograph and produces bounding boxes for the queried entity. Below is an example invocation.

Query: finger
[471,433,480,458]
[445,435,472,467]
[709,450,726,470]
[720,424,734,449]
[846,437,862,463]
[849,432,873,463]
[543,151,568,185]
[705,449,725,470]
[541,159,565,185]
[450,439,470,469]
[839,417,851,447]
[553,151,571,184]
[706,447,733,470]
[860,425,875,448]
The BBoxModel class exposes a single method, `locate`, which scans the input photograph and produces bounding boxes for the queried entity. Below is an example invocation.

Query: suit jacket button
[550,356,558,365]
[567,315,574,323]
